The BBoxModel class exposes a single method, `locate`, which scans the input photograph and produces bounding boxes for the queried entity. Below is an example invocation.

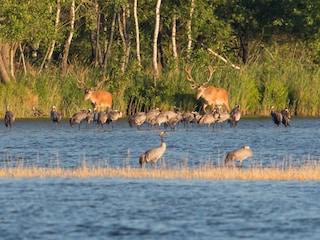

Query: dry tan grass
[1,160,320,180]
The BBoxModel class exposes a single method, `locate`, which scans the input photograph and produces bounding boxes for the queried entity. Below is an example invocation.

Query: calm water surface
[0,117,320,168]
[1,179,320,239]
[1,117,320,239]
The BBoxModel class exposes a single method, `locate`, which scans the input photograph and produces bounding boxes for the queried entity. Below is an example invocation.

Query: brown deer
[77,77,112,111]
[185,65,230,113]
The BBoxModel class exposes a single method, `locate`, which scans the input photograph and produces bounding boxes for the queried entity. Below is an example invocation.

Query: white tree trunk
[48,0,60,61]
[187,0,195,57]
[171,10,178,66]
[134,0,141,66]
[9,43,16,79]
[117,4,131,73]
[93,0,102,67]
[62,0,75,73]
[152,0,161,86]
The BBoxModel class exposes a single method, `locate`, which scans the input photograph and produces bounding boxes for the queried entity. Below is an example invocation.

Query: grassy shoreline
[1,163,320,181]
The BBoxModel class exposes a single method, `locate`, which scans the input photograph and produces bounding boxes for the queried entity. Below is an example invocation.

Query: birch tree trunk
[19,43,27,74]
[0,40,16,83]
[103,12,116,68]
[117,4,131,73]
[152,0,161,87]
[133,0,141,66]
[187,0,195,58]
[91,0,102,67]
[171,9,178,68]
[61,0,75,74]
[48,0,61,62]
[9,42,17,79]
[0,43,11,83]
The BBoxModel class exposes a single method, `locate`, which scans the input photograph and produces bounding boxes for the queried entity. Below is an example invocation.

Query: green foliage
[1,57,320,118]
[0,0,55,43]
[1,0,320,117]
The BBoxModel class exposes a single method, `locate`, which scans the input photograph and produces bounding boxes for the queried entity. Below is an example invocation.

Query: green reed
[1,57,319,118]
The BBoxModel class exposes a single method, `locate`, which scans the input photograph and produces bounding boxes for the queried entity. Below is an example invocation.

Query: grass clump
[1,159,320,181]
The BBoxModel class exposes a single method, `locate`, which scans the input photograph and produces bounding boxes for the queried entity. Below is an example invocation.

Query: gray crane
[106,109,122,128]
[181,112,195,129]
[139,131,167,168]
[167,112,183,130]
[86,107,98,126]
[4,105,15,128]
[50,106,62,125]
[165,106,182,130]
[97,111,108,127]
[216,107,230,128]
[145,108,161,128]
[154,111,171,129]
[281,108,291,127]
[128,112,146,130]
[69,109,91,130]
[225,146,253,167]
[270,106,282,127]
[198,111,219,129]
[229,104,241,128]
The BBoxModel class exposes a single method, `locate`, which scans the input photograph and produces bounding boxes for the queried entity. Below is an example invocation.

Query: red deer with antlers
[185,65,230,113]
[77,77,112,111]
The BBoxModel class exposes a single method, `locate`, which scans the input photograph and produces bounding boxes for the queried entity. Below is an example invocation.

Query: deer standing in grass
[77,77,112,111]
[185,65,230,113]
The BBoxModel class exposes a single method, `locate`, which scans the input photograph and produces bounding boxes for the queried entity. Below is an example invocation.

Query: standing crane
[69,109,91,130]
[281,108,291,127]
[229,104,241,128]
[225,146,253,167]
[4,105,15,128]
[50,106,62,125]
[270,106,282,127]
[139,131,167,168]
[128,112,146,130]
[106,109,122,128]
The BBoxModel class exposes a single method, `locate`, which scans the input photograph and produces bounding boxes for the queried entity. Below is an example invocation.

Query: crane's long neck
[160,135,166,148]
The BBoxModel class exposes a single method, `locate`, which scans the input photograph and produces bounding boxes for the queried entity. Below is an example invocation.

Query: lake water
[1,117,320,169]
[1,117,320,239]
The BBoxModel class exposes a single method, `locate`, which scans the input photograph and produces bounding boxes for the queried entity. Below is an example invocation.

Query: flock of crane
[137,105,291,168]
[3,104,290,168]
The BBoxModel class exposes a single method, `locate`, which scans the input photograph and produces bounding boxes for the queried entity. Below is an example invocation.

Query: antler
[95,75,109,90]
[185,65,198,89]
[76,78,87,90]
[202,66,215,86]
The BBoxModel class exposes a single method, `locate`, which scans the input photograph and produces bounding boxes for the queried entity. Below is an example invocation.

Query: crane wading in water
[4,105,15,128]
[139,131,167,168]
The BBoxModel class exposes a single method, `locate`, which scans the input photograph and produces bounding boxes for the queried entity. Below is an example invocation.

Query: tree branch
[207,48,240,70]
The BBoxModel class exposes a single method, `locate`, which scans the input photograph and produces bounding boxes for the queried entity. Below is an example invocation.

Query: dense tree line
[0,0,320,116]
